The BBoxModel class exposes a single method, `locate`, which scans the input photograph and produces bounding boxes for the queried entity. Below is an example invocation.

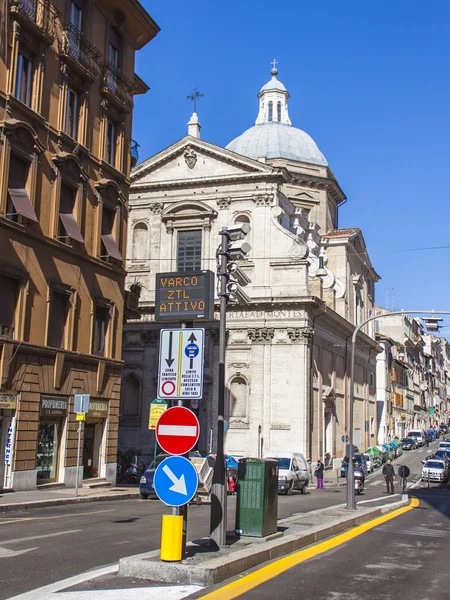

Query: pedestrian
[382,459,395,494]
[315,459,324,489]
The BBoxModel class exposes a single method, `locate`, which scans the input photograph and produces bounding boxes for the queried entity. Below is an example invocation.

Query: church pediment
[131,136,279,186]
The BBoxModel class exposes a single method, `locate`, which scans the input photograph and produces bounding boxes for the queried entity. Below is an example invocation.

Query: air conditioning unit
[0,325,14,339]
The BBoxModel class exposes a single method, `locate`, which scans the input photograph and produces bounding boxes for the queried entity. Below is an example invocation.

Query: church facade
[120,68,380,465]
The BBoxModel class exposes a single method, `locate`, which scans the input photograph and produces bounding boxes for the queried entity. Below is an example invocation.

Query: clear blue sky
[135,0,450,325]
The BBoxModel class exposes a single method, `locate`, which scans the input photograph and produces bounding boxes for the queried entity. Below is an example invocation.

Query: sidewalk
[0,485,141,512]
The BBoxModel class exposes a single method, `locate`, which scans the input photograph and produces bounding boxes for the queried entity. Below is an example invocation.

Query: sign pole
[75,420,82,498]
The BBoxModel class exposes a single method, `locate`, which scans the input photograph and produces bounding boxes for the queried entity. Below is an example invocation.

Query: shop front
[0,391,17,490]
[37,396,68,484]
[83,400,108,479]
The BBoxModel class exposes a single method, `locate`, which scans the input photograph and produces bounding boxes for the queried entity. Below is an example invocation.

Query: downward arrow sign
[162,464,187,495]
[165,331,174,367]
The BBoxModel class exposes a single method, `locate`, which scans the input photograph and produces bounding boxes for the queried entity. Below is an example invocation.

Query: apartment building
[0,0,159,490]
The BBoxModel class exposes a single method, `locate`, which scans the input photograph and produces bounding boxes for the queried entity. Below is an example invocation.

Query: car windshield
[271,457,291,470]
[425,461,444,469]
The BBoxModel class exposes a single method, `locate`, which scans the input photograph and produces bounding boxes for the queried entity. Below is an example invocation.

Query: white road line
[31,586,204,599]
[357,494,400,504]
[158,425,197,436]
[0,529,82,545]
[369,480,382,486]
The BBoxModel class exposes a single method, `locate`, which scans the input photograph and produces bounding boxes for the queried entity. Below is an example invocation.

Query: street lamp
[347,310,450,510]
[210,224,251,547]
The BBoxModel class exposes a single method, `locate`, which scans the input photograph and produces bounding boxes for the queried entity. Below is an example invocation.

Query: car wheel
[301,482,308,494]
[140,493,149,500]
[286,481,294,495]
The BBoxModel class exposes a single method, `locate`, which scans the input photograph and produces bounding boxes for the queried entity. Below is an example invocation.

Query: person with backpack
[315,459,324,489]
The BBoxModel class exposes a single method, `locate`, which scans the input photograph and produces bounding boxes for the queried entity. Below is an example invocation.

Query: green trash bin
[235,457,278,537]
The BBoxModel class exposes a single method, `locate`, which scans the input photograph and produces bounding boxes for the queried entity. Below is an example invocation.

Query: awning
[101,233,122,260]
[59,213,84,243]
[8,188,38,222]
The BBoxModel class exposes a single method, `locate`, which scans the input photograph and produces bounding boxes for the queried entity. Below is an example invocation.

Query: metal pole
[210,231,228,548]
[75,420,82,497]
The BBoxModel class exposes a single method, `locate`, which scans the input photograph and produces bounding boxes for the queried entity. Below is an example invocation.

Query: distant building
[121,67,380,465]
[0,0,159,490]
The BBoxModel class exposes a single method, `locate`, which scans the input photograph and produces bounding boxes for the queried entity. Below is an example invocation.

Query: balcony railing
[61,24,102,80]
[101,62,134,111]
[131,140,140,167]
[10,0,59,43]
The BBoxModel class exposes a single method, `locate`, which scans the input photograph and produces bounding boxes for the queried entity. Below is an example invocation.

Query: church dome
[226,66,328,167]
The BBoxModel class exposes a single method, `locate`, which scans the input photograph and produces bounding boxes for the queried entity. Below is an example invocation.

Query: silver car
[421,459,449,483]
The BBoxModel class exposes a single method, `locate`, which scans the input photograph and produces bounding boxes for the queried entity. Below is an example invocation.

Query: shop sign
[0,392,17,410]
[40,396,68,417]
[87,401,108,418]
[5,417,16,466]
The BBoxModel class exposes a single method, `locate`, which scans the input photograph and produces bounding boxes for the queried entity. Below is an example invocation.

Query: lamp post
[347,310,450,510]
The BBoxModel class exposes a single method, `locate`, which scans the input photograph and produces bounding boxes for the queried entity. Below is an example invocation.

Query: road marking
[0,529,82,545]
[0,509,114,525]
[199,498,419,600]
[369,481,382,486]
[0,546,37,558]
[28,586,203,599]
[357,494,400,504]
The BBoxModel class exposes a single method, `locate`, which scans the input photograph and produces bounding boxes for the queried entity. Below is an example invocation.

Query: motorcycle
[125,455,144,484]
[354,467,365,495]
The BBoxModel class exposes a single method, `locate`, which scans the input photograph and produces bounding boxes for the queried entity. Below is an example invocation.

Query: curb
[0,491,141,513]
[119,498,409,586]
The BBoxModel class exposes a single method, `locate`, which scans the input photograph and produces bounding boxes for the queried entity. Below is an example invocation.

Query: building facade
[121,68,380,466]
[0,0,159,490]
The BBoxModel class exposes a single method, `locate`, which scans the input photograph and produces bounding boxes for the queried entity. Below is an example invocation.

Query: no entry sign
[156,406,200,455]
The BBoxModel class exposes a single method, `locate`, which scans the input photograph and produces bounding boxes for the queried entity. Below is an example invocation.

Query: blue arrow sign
[153,456,198,507]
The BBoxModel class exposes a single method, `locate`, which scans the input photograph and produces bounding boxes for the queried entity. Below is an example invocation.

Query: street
[0,442,436,599]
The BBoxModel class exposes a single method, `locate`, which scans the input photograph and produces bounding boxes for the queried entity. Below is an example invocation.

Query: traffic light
[217,224,251,305]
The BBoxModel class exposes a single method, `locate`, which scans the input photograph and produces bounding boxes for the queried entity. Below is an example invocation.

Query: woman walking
[315,459,324,489]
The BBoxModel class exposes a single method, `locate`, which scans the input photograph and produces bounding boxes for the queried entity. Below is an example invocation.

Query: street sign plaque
[155,271,214,321]
[149,399,168,430]
[153,456,198,507]
[156,406,200,455]
[157,328,205,400]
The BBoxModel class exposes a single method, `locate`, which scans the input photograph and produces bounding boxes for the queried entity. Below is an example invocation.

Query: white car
[438,442,450,451]
[363,454,374,473]
[421,459,449,483]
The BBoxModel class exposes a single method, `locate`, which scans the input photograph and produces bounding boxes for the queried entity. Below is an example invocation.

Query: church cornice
[292,174,346,205]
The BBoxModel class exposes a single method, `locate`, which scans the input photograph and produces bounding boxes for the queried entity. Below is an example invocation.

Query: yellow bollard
[160,514,184,561]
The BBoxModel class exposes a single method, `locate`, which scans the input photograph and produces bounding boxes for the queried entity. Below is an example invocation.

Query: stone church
[120,67,380,464]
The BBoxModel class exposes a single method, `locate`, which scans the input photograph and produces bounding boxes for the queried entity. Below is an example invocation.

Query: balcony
[61,24,102,81]
[10,0,59,45]
[101,63,134,112]
[130,140,140,168]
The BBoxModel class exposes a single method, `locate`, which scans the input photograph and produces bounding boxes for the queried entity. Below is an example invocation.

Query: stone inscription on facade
[220,309,307,320]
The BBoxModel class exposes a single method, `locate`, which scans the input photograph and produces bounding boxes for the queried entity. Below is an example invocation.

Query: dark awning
[101,233,122,260]
[59,212,84,243]
[8,189,38,222]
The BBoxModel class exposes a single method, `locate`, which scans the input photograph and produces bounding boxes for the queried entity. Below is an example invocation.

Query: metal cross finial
[271,58,278,70]
[187,87,204,112]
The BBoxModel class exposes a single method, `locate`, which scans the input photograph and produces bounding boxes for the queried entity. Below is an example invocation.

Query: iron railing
[101,62,134,111]
[10,0,59,41]
[61,23,102,80]
[131,140,140,167]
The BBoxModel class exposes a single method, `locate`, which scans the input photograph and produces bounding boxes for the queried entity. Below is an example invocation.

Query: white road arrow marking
[0,546,37,558]
[162,465,187,495]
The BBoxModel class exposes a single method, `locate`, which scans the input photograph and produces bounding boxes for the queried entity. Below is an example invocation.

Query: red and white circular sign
[156,406,200,455]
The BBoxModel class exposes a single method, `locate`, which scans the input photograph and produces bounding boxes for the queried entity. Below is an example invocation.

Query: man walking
[382,459,395,494]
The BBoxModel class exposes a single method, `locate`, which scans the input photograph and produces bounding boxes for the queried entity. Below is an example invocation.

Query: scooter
[354,467,365,495]
[125,455,144,484]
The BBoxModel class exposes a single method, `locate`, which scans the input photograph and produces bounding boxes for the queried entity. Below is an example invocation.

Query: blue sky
[135,0,450,327]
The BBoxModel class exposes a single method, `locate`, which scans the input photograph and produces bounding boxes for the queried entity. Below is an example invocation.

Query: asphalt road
[0,442,436,599]
[228,484,450,600]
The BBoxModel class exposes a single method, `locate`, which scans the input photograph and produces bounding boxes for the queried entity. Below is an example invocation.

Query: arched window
[234,214,250,226]
[121,375,141,417]
[132,222,148,261]
[230,376,247,418]
[277,102,281,122]
[268,101,273,122]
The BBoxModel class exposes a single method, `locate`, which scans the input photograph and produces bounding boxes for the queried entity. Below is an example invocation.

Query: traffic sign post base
[160,515,183,562]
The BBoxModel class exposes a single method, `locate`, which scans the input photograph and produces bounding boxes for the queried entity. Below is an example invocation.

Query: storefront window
[37,422,61,482]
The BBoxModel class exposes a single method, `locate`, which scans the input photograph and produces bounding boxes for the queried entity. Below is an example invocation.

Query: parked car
[139,451,202,499]
[438,441,450,451]
[264,452,310,495]
[421,459,449,483]
[402,437,417,451]
[341,454,368,477]
[407,430,425,447]
[434,450,450,466]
